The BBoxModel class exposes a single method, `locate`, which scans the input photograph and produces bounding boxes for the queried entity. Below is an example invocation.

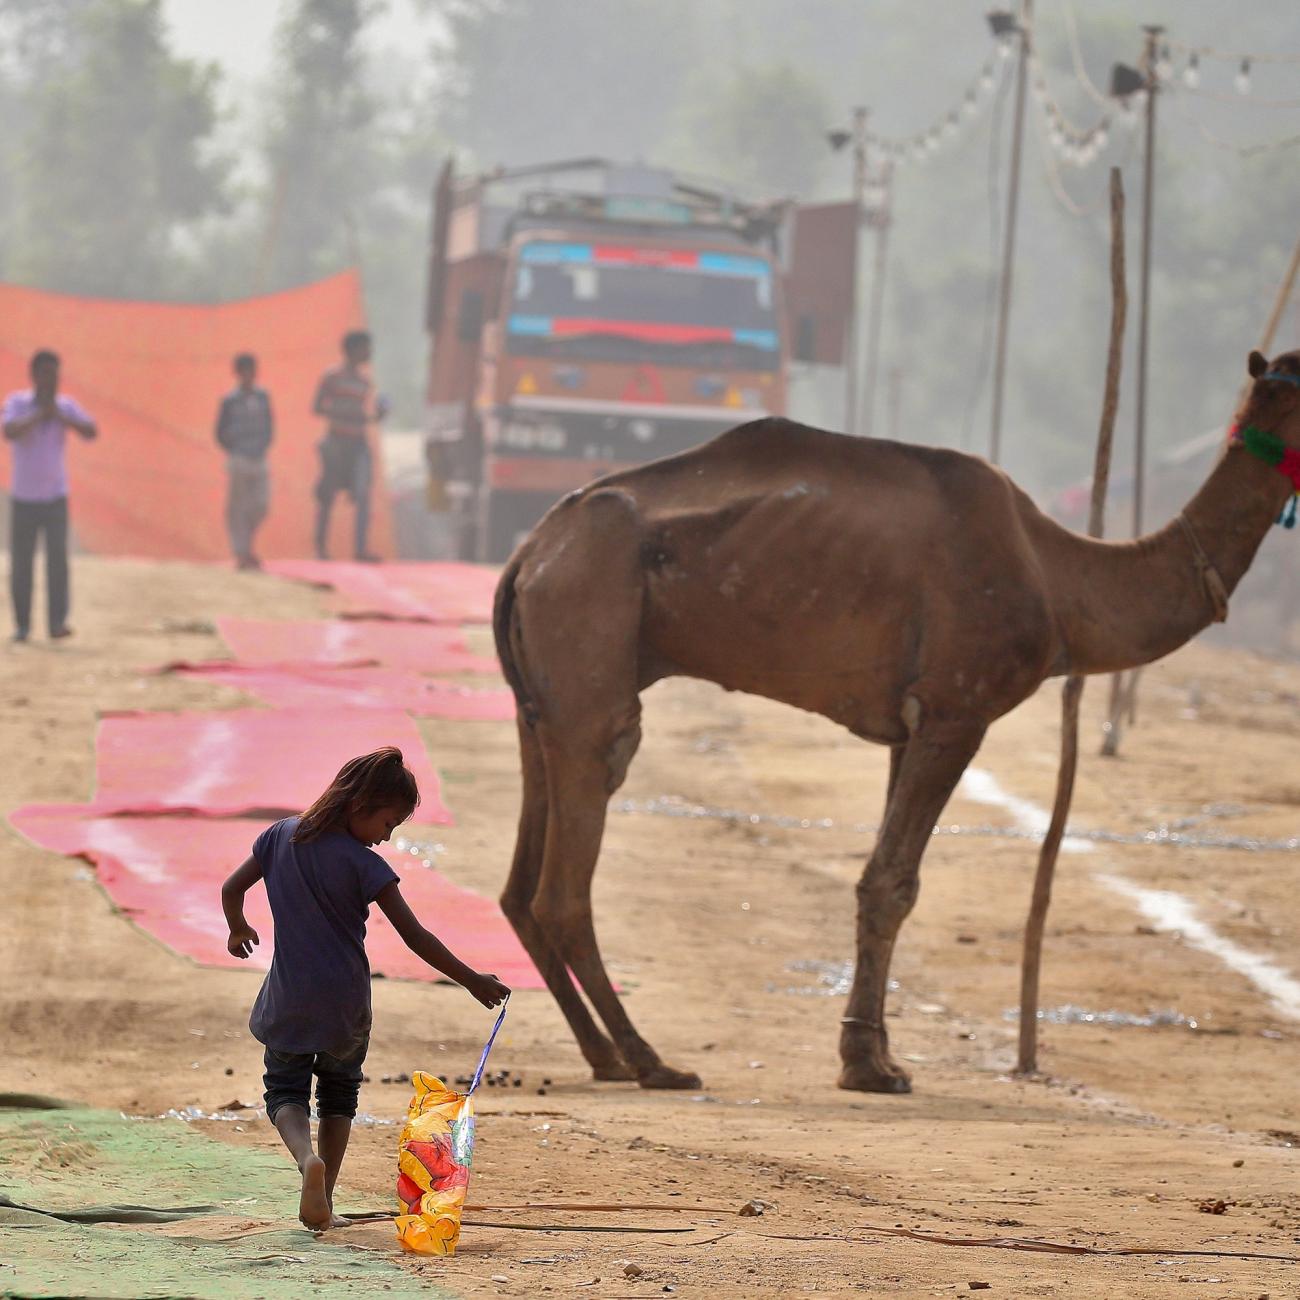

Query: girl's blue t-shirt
[248,816,399,1055]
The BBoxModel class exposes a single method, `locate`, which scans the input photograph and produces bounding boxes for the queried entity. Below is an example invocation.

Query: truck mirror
[794,314,817,364]
[457,290,485,343]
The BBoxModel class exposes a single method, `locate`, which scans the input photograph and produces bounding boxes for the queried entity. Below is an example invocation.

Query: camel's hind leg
[532,728,701,1090]
[839,715,984,1093]
[511,487,697,1089]
[500,720,634,1080]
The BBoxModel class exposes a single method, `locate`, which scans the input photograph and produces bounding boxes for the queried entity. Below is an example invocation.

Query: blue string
[468,994,510,1095]
[1263,371,1300,389]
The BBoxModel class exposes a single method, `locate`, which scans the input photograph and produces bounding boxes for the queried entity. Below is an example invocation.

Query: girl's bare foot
[329,1212,352,1229]
[298,1155,331,1230]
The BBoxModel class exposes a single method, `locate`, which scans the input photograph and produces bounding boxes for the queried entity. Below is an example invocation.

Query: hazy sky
[162,0,432,83]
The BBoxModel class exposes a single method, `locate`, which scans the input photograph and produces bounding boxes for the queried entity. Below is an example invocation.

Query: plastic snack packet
[395,997,509,1256]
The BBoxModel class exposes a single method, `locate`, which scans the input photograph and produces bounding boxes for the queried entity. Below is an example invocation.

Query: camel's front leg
[839,721,984,1094]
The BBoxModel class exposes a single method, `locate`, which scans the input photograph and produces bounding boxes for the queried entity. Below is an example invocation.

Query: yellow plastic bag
[395,998,508,1256]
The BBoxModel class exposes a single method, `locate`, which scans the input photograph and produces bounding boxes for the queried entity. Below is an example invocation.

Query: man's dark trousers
[10,497,69,637]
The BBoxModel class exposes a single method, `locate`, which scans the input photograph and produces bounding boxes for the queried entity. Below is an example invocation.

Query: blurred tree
[3,0,226,297]
[427,0,699,168]
[668,62,829,198]
[258,0,378,291]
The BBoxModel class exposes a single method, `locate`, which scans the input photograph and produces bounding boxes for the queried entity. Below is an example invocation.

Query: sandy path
[2,557,1298,1297]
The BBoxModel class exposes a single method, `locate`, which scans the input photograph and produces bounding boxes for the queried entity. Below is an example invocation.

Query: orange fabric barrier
[0,271,395,560]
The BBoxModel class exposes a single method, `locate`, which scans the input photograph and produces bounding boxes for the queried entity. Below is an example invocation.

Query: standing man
[312,330,388,562]
[216,352,274,570]
[2,350,97,643]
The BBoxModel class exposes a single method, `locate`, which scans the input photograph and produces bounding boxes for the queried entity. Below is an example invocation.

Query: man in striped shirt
[312,330,388,561]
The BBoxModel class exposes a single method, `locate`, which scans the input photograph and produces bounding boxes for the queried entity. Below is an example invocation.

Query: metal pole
[1132,24,1162,539]
[988,0,1032,466]
[843,106,868,437]
[860,161,893,440]
[1102,27,1162,758]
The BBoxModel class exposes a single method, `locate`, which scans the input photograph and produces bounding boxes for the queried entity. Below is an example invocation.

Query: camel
[492,350,1300,1093]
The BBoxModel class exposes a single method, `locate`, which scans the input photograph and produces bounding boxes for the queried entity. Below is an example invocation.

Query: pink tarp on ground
[264,560,499,624]
[172,664,516,721]
[9,813,541,987]
[215,617,500,675]
[18,708,451,822]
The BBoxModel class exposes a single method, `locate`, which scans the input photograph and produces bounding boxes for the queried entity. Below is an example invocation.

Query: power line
[1054,0,1114,111]
[1180,83,1300,109]
[1164,98,1300,157]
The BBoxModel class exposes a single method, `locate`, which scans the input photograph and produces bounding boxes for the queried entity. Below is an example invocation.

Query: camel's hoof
[837,1061,913,1094]
[638,1064,703,1090]
[592,1058,638,1082]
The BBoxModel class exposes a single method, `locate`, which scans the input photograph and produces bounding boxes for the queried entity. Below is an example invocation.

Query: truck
[423,157,855,561]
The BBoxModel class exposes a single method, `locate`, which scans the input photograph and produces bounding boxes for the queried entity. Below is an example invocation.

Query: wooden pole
[1017,168,1127,1077]
[988,0,1032,467]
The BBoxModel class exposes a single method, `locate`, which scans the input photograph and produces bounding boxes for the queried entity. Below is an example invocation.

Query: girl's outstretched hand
[466,971,509,1008]
[227,924,260,959]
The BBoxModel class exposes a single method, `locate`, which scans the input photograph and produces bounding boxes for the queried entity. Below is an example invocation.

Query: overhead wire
[1163,96,1300,158]
[1053,0,1114,111]
[1179,84,1300,109]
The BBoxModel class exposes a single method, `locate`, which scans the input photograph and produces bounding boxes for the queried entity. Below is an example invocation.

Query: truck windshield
[506,241,780,371]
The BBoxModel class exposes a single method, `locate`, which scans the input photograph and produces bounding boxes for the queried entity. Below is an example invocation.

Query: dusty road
[1,557,1298,1298]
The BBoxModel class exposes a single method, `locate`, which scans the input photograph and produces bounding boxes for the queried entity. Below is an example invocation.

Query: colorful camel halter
[1232,368,1300,529]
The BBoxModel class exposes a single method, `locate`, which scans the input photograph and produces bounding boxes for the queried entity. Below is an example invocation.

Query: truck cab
[425,159,851,560]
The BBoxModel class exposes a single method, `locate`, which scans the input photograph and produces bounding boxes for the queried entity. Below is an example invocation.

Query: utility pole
[1100,26,1163,758]
[988,0,1032,466]
[1131,24,1163,538]
[860,159,894,440]
[841,106,868,437]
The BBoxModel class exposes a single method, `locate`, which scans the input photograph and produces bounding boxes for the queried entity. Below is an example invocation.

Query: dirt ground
[2,556,1299,1298]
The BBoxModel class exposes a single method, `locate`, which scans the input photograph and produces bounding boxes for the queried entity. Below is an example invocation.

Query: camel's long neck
[1032,440,1291,676]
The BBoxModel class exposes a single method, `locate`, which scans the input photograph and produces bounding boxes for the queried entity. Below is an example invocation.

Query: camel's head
[1244,348,1300,449]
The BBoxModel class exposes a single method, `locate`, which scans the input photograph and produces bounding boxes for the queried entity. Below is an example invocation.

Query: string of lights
[1033,102,1139,219]
[1025,49,1122,169]
[1165,35,1300,66]
[866,52,1010,167]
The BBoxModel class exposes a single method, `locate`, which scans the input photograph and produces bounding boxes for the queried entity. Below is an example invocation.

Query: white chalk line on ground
[960,767,1300,1021]
[958,769,1094,854]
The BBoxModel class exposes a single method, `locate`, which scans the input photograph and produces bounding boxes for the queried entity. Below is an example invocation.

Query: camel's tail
[492,553,538,728]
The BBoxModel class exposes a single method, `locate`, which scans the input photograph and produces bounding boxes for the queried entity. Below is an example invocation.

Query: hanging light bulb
[1093,125,1110,151]
[1235,57,1251,95]
[962,89,979,118]
[1182,52,1200,89]
[980,66,996,92]
[941,112,958,140]
[1155,44,1173,82]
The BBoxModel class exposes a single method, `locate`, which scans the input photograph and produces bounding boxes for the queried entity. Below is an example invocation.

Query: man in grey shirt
[216,353,274,570]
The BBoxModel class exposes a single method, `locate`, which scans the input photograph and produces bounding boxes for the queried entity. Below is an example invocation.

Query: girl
[221,746,508,1231]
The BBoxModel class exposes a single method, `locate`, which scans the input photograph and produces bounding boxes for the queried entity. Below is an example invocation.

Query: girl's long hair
[293,747,420,842]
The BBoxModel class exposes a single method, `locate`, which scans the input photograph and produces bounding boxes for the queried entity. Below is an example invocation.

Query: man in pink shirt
[3,350,97,642]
